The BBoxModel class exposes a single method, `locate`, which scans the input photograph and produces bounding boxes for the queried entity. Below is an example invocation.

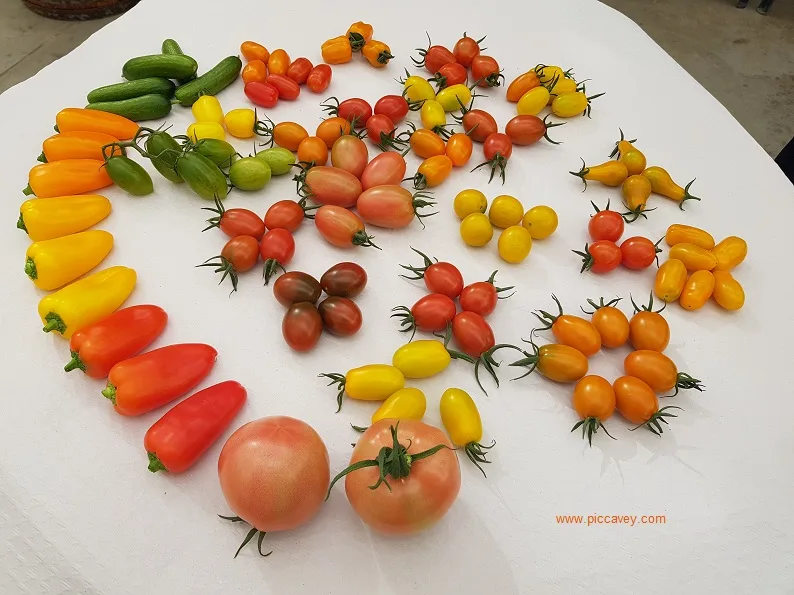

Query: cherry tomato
[286,57,313,85]
[712,271,745,311]
[415,155,453,189]
[459,272,512,317]
[613,376,659,426]
[259,228,295,285]
[221,235,259,273]
[400,248,464,298]
[272,121,308,151]
[535,295,601,357]
[361,152,407,190]
[244,81,279,108]
[584,298,629,348]
[571,375,616,445]
[273,272,322,307]
[505,114,562,146]
[266,74,300,100]
[452,311,495,358]
[629,294,670,352]
[397,293,457,334]
[414,36,456,73]
[297,136,329,166]
[320,262,367,298]
[324,97,372,127]
[357,185,435,229]
[374,94,410,124]
[242,60,268,84]
[453,32,483,68]
[471,55,502,87]
[307,64,332,94]
[624,350,703,395]
[574,241,622,274]
[588,200,624,242]
[506,71,541,102]
[318,296,362,337]
[331,135,369,178]
[240,41,269,63]
[316,117,352,149]
[679,270,715,311]
[205,201,265,240]
[301,165,362,208]
[365,114,398,149]
[445,133,473,167]
[409,128,446,159]
[620,236,661,270]
[314,205,378,249]
[431,62,467,89]
[282,302,323,352]
[461,109,498,143]
[265,200,308,233]
[474,133,512,184]
[267,49,290,75]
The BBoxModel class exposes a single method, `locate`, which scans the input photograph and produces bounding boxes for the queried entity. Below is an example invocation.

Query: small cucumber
[161,39,184,55]
[87,78,175,103]
[86,94,172,122]
[145,131,184,183]
[173,56,242,106]
[122,54,198,81]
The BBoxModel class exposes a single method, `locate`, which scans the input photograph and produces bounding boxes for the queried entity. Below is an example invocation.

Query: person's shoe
[757,0,773,13]
[736,0,748,7]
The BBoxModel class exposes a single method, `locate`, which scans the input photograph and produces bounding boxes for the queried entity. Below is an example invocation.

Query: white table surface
[1,0,793,593]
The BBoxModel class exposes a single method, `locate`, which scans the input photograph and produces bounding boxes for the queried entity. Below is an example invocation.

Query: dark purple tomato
[318,297,362,337]
[320,262,367,298]
[273,271,322,307]
[282,302,323,352]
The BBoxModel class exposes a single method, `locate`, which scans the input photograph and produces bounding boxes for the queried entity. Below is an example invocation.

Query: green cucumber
[86,94,172,122]
[161,39,184,55]
[87,78,175,103]
[173,56,242,106]
[122,54,198,81]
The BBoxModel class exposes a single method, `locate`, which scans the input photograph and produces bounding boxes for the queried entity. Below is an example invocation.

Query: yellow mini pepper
[224,108,256,139]
[18,195,111,242]
[39,266,137,339]
[187,122,225,143]
[26,230,114,291]
[191,95,225,126]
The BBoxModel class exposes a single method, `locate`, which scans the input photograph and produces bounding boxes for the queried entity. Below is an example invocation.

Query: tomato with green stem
[320,262,367,298]
[374,94,411,123]
[505,115,564,146]
[365,114,404,151]
[391,293,457,339]
[429,62,468,89]
[624,350,704,395]
[283,302,323,352]
[198,235,260,293]
[534,294,602,357]
[453,32,485,68]
[440,387,494,476]
[459,271,514,318]
[588,199,625,242]
[413,155,453,189]
[472,132,512,184]
[322,96,372,127]
[621,236,662,270]
[320,364,406,411]
[581,297,629,348]
[571,375,616,446]
[331,135,369,178]
[614,376,681,435]
[356,185,437,229]
[273,272,322,307]
[629,293,670,352]
[404,125,446,159]
[314,205,380,249]
[574,241,622,274]
[201,196,264,240]
[509,338,589,383]
[412,33,456,73]
[453,100,497,142]
[318,297,362,337]
[451,312,521,393]
[104,154,153,196]
[361,152,406,189]
[471,55,503,87]
[399,247,463,298]
[265,199,314,232]
[259,228,295,285]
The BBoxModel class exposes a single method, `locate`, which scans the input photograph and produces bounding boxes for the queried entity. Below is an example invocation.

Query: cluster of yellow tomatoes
[507,64,604,119]
[454,189,558,263]
[655,224,747,311]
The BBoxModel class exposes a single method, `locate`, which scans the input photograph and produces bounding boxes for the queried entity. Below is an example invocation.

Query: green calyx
[629,406,683,436]
[581,296,622,315]
[569,158,591,190]
[218,515,272,558]
[348,31,366,52]
[486,270,515,299]
[464,439,496,477]
[262,259,286,286]
[24,257,37,280]
[22,184,33,196]
[351,230,380,250]
[471,152,509,185]
[571,417,616,446]
[398,246,436,281]
[631,291,666,314]
[390,305,418,341]
[42,313,66,335]
[326,422,449,498]
[147,452,167,473]
[196,255,239,294]
[670,373,705,396]
[533,294,564,330]
[678,179,701,211]
[17,213,27,232]
[63,350,86,373]
[101,382,117,404]
[319,372,347,412]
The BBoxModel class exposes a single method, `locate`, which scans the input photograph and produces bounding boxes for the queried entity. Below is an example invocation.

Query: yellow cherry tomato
[371,387,426,424]
[665,224,715,250]
[416,155,453,188]
[642,166,700,206]
[712,236,747,271]
[552,91,596,118]
[548,77,577,104]
[403,75,436,103]
[622,175,652,211]
[420,100,446,130]
[522,205,558,239]
[654,259,688,302]
[611,134,647,176]
[187,122,225,142]
[535,64,565,83]
[440,387,494,476]
[668,243,717,271]
[454,189,488,219]
[224,108,256,139]
[517,87,550,116]
[679,270,715,311]
[191,95,224,125]
[436,84,472,112]
[392,340,452,378]
[460,213,493,247]
[571,159,628,188]
[712,271,745,311]
[488,194,524,228]
[498,226,532,263]
[323,364,406,411]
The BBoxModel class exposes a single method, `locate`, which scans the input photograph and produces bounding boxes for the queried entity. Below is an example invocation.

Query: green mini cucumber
[173,56,242,106]
[122,54,198,81]
[86,94,172,122]
[161,39,185,55]
[87,78,175,103]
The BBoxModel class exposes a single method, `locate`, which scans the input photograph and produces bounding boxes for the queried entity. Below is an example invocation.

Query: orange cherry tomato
[679,270,715,311]
[316,117,352,149]
[582,297,629,348]
[273,122,308,151]
[712,271,745,311]
[535,295,602,357]
[613,375,674,434]
[267,49,290,75]
[506,71,541,102]
[240,41,269,63]
[297,136,329,166]
[445,132,473,166]
[409,128,446,159]
[322,36,353,65]
[628,295,670,353]
[415,155,453,189]
[241,60,268,84]
[571,375,616,445]
[513,341,589,383]
[624,350,703,395]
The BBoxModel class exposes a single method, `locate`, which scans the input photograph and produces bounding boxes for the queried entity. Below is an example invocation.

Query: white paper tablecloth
[1,0,793,593]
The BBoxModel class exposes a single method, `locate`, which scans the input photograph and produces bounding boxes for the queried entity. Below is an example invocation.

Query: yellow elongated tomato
[522,205,558,239]
[454,189,487,219]
[322,364,405,411]
[712,236,747,271]
[517,87,550,116]
[571,159,628,188]
[642,166,700,207]
[551,92,589,118]
[460,213,493,247]
[38,266,137,339]
[403,75,436,103]
[712,271,745,311]
[679,270,715,311]
[517,343,589,383]
[489,194,524,228]
[187,122,225,142]
[624,350,703,395]
[224,108,256,139]
[18,195,111,242]
[436,84,472,112]
[548,77,577,103]
[420,100,446,130]
[571,375,616,445]
[535,295,602,356]
[669,243,717,271]
[611,134,647,176]
[371,387,426,424]
[416,155,453,188]
[191,95,224,125]
[665,224,715,250]
[440,387,494,476]
[498,226,532,264]
[622,175,652,212]
[392,340,451,379]
[536,64,565,83]
[654,259,688,302]
[25,230,114,291]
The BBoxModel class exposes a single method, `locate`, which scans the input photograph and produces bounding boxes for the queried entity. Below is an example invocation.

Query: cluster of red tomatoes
[273,262,367,352]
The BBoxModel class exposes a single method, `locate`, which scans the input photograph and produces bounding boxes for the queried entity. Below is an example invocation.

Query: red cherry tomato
[324,97,372,127]
[259,228,295,284]
[282,302,323,352]
[401,293,457,334]
[620,236,661,270]
[330,136,369,179]
[365,114,398,149]
[461,109,497,143]
[307,64,332,94]
[459,272,512,318]
[588,200,625,242]
[452,311,495,358]
[474,133,513,183]
[221,236,259,273]
[314,205,378,249]
[302,166,362,208]
[505,115,563,146]
[575,241,622,274]
[244,81,279,108]
[266,74,300,100]
[286,57,313,85]
[273,272,322,307]
[399,248,464,298]
[471,55,502,87]
[356,185,435,229]
[453,32,483,68]
[320,262,367,298]
[414,36,456,74]
[374,94,410,123]
[205,201,265,240]
[318,296,362,337]
[265,200,308,232]
[431,62,467,89]
[361,152,407,190]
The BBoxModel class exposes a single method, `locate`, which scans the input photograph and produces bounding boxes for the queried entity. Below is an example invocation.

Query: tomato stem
[218,515,272,558]
[533,294,565,330]
[628,406,682,436]
[471,152,508,184]
[571,417,616,446]
[319,372,347,412]
[262,259,286,286]
[464,439,495,477]
[631,291,666,314]
[196,256,239,294]
[580,296,622,315]
[390,306,418,341]
[398,247,437,280]
[569,158,590,190]
[572,244,595,273]
[679,180,701,211]
[352,230,380,250]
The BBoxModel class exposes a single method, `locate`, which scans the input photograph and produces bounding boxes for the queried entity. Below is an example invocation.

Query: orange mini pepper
[55,108,138,140]
[347,21,373,50]
[322,36,353,65]
[41,131,122,162]
[362,40,394,68]
[26,159,112,198]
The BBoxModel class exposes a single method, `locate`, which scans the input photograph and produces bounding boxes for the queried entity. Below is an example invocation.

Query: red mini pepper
[64,305,168,378]
[144,380,247,473]
[102,343,217,416]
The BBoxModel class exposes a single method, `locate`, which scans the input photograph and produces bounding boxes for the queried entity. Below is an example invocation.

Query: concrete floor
[1,0,792,155]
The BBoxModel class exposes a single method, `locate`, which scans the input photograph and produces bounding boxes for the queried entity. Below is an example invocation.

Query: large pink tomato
[303,166,362,208]
[361,152,407,190]
[330,135,369,179]
[356,185,436,229]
